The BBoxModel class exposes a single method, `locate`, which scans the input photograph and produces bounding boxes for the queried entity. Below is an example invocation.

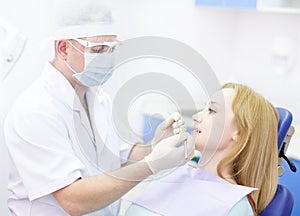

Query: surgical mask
[65,39,118,87]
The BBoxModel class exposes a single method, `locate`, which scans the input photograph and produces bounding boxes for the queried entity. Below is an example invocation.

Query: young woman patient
[125,83,279,216]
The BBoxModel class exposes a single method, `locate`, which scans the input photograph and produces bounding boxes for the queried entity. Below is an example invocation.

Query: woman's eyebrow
[208,101,220,106]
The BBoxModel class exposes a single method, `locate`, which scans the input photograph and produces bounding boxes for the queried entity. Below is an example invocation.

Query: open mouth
[192,129,201,133]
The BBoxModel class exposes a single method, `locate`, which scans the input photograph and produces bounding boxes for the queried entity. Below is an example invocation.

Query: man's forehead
[84,35,117,42]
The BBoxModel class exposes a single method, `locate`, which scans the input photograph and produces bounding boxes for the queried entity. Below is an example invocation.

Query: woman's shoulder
[227,196,254,216]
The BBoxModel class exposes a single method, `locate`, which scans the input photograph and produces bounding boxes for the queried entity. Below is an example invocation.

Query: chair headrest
[276,107,293,150]
[260,184,294,216]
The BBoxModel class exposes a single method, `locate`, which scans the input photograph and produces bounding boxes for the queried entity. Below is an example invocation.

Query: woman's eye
[208,108,216,114]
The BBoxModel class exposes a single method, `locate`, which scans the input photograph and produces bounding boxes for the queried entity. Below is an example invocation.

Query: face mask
[73,52,114,87]
[65,40,115,87]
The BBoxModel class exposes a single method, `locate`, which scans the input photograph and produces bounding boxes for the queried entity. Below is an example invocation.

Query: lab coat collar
[41,62,77,110]
[72,88,102,146]
[41,62,106,112]
[40,62,112,169]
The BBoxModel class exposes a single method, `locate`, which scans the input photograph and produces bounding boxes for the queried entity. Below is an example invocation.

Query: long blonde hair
[217,83,278,214]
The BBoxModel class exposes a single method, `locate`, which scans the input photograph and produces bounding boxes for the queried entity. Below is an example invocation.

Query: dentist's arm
[53,133,194,216]
[53,160,151,216]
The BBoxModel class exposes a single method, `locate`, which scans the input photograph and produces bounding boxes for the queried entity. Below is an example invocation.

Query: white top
[4,62,134,216]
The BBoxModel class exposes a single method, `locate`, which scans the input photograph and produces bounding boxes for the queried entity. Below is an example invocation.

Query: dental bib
[129,164,256,216]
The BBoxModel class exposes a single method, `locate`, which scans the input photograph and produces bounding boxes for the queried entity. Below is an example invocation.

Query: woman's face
[191,88,238,154]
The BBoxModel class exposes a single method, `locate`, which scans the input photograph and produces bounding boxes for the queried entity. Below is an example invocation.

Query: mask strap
[65,40,85,74]
[64,60,78,74]
[68,40,84,55]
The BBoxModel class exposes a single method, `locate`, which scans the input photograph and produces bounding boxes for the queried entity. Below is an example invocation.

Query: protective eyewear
[72,38,120,54]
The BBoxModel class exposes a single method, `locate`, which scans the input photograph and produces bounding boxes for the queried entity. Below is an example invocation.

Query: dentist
[3,1,194,215]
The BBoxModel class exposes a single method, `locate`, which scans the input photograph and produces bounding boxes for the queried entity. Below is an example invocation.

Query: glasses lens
[73,38,120,54]
[86,43,119,53]
[86,45,110,53]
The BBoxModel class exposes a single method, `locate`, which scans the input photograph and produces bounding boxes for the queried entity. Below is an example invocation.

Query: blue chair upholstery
[260,185,294,216]
[260,107,296,216]
[277,107,293,149]
[276,108,297,174]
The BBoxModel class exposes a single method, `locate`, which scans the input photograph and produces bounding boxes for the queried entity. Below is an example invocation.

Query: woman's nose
[192,111,203,123]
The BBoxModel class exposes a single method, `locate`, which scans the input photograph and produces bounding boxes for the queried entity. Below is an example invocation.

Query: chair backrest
[260,107,295,216]
[277,107,293,149]
[276,108,297,175]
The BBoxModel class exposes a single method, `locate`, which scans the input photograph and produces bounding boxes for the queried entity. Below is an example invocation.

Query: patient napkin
[129,165,256,216]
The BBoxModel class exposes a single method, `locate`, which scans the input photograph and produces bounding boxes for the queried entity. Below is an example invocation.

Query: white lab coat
[4,62,135,216]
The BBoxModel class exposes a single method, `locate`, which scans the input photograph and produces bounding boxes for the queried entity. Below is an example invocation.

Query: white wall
[1,0,300,215]
[231,10,300,116]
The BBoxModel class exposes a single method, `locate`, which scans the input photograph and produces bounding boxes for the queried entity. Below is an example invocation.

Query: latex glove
[151,112,186,147]
[145,133,195,174]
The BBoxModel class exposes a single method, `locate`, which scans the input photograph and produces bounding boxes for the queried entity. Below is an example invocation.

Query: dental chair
[260,107,296,216]
[143,107,297,215]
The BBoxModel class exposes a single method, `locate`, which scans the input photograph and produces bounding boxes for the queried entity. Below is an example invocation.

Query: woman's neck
[198,152,237,184]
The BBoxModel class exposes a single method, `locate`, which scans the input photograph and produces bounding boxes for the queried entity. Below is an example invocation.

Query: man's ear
[56,39,68,60]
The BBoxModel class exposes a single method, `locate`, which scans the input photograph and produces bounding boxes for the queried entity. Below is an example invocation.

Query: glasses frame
[71,38,121,53]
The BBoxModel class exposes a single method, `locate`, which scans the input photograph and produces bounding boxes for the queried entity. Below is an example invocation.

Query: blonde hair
[217,83,278,214]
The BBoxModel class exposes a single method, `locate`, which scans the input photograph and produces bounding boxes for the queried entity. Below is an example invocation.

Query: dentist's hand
[151,112,186,147]
[145,133,195,174]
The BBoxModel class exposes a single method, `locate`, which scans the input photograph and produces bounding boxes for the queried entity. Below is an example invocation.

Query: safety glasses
[71,38,121,54]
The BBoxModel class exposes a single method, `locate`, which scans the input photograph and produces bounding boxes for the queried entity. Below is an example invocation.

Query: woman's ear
[232,130,238,141]
[55,39,68,60]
